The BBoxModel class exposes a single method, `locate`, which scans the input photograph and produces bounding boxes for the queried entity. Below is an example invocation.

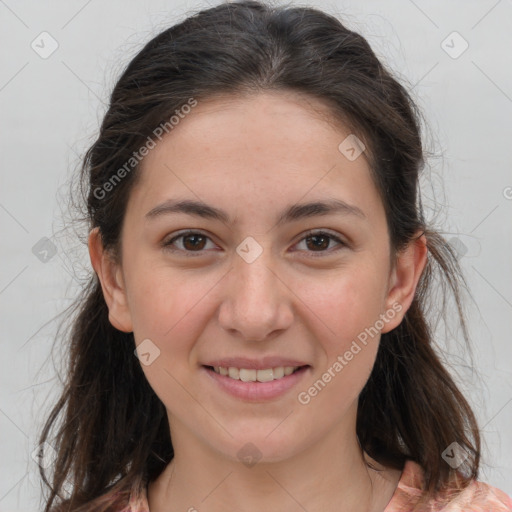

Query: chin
[214,428,310,467]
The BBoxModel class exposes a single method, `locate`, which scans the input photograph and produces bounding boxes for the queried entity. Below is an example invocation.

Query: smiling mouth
[204,365,308,382]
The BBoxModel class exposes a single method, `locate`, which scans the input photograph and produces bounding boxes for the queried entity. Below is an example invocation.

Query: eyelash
[162,229,347,257]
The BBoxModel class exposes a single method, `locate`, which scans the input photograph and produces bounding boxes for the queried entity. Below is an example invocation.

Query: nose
[217,245,294,342]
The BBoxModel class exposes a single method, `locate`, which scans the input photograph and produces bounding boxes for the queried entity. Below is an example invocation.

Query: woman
[37,1,512,511]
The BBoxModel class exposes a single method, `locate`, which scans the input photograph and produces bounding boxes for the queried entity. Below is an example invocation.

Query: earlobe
[88,227,133,333]
[381,233,428,333]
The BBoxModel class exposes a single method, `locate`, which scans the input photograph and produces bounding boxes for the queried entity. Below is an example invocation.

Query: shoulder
[385,459,512,512]
[453,478,512,511]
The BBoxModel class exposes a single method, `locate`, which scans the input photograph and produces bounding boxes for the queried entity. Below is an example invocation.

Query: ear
[88,227,133,333]
[381,232,428,334]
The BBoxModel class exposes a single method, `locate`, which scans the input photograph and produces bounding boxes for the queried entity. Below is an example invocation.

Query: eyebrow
[145,198,366,226]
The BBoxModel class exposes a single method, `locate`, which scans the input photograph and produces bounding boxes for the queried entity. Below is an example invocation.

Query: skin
[89,91,427,512]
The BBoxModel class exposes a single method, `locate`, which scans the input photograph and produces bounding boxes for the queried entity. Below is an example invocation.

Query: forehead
[127,91,383,226]
[149,91,354,158]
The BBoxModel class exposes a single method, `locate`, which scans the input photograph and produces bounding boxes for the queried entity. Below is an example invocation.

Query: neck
[148,409,400,512]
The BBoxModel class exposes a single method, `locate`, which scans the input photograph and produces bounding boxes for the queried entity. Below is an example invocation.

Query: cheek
[300,278,384,411]
[128,269,214,410]
[312,265,388,346]
[126,264,224,382]
[303,263,388,403]
[125,259,208,339]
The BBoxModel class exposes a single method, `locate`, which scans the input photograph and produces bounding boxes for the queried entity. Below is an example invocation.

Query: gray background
[1,0,511,510]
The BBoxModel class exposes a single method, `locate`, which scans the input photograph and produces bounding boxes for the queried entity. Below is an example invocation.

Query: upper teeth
[213,366,300,382]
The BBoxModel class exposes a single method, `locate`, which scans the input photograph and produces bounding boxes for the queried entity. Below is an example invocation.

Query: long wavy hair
[38,1,480,510]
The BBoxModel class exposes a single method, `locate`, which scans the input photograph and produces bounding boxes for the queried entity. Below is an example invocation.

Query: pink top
[118,459,512,511]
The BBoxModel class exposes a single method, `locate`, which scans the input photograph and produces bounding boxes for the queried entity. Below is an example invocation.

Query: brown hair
[37,1,480,510]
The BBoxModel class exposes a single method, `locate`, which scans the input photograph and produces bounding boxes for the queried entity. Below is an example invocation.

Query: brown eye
[162,230,215,255]
[181,233,207,251]
[305,233,330,251]
[162,229,346,257]
[294,230,346,256]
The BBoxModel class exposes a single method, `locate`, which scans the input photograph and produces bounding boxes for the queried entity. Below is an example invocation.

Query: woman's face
[91,91,424,464]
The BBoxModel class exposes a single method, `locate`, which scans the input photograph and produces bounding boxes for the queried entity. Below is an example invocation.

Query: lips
[202,364,310,401]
